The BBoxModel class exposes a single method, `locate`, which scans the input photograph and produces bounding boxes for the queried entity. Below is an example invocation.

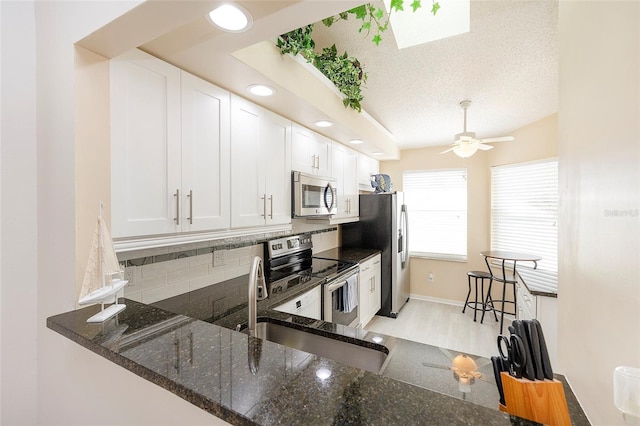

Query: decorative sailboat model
[78,202,128,323]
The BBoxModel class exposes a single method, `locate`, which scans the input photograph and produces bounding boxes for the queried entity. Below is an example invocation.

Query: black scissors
[497,333,527,378]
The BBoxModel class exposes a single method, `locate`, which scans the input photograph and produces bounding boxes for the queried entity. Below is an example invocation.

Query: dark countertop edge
[46,314,256,426]
[516,272,558,298]
[313,247,381,264]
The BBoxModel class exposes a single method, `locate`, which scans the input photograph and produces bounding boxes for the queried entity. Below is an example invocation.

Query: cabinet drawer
[516,282,536,319]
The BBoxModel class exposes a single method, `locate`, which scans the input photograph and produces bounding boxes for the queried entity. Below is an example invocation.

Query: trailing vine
[277,25,367,112]
[322,0,441,46]
[276,1,441,112]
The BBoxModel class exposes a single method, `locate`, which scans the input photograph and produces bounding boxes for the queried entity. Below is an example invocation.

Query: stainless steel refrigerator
[341,192,409,318]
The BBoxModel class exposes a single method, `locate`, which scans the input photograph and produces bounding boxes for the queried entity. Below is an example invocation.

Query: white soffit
[384,0,470,49]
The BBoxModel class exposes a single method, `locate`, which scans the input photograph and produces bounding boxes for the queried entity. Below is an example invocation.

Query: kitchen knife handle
[533,319,554,380]
[513,320,537,380]
[525,319,544,380]
[491,356,506,406]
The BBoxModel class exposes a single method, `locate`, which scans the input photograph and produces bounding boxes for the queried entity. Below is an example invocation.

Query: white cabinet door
[370,255,382,315]
[331,142,359,220]
[111,49,182,238]
[358,254,381,327]
[331,143,347,218]
[357,153,379,192]
[274,286,322,320]
[181,72,230,232]
[262,110,292,225]
[343,147,359,218]
[231,96,264,228]
[231,96,291,228]
[292,124,331,176]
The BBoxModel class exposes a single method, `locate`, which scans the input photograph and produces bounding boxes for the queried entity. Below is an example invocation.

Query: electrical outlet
[213,251,225,267]
[428,272,434,282]
[125,267,135,286]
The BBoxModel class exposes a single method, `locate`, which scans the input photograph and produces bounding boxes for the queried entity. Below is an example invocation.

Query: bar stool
[483,256,518,334]
[462,271,498,322]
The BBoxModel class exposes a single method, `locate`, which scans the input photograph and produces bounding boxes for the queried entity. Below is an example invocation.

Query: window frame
[403,168,468,262]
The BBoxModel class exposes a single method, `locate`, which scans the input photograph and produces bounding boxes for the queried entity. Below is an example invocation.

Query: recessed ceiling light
[248,84,275,97]
[208,4,252,32]
[349,139,364,145]
[372,152,383,156]
[314,120,333,128]
[372,336,383,344]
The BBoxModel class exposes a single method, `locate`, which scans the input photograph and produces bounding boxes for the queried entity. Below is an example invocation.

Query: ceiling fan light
[453,144,478,158]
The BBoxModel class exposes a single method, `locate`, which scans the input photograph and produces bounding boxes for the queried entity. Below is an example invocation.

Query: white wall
[558,2,639,425]
[0,2,38,424]
[0,1,227,424]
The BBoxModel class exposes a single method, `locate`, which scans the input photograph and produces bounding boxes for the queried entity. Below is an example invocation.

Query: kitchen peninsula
[47,274,588,425]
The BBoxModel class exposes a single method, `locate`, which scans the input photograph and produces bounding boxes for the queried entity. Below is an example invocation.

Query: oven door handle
[325,270,359,293]
[326,280,347,293]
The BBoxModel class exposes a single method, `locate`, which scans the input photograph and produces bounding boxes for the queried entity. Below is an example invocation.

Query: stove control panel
[267,234,312,258]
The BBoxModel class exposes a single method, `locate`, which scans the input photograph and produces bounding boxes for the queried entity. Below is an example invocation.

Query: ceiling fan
[440,100,514,158]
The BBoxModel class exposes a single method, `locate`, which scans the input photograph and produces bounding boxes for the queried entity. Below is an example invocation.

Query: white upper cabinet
[331,142,359,221]
[291,124,331,176]
[357,153,380,192]
[230,95,291,228]
[111,49,230,238]
[111,49,182,238]
[180,72,231,232]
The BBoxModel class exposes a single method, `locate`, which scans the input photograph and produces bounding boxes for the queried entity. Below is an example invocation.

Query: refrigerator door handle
[400,204,408,268]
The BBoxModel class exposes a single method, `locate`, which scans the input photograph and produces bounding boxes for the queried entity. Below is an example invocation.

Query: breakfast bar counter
[47,275,589,425]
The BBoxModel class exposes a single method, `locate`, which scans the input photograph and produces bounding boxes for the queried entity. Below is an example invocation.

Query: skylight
[383,0,470,49]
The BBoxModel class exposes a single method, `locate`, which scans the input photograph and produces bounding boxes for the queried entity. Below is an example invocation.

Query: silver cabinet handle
[269,195,273,219]
[187,190,193,225]
[261,194,266,217]
[315,155,319,169]
[174,189,180,225]
[311,154,316,169]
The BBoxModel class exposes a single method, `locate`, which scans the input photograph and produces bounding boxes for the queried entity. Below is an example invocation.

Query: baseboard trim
[409,294,464,308]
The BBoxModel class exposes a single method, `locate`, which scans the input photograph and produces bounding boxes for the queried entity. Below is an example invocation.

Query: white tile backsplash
[123,243,264,304]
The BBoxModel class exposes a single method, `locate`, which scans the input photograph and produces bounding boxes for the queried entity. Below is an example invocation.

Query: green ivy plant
[322,0,441,46]
[277,25,368,112]
[314,44,367,112]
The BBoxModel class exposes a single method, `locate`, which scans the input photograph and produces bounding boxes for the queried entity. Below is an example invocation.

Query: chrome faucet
[248,256,267,337]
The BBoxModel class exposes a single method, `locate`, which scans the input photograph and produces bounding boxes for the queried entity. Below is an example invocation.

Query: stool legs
[481,278,499,323]
[463,272,496,323]
[462,275,472,314]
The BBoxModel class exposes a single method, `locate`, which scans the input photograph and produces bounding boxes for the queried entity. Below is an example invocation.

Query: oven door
[323,270,359,327]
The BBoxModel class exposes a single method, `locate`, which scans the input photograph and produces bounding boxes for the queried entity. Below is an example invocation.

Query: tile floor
[364,298,512,358]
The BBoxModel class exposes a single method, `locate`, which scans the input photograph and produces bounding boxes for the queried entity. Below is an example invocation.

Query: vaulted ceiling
[80,0,558,159]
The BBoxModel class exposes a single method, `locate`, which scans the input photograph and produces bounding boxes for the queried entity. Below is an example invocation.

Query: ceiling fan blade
[440,146,456,154]
[477,143,494,151]
[481,136,514,143]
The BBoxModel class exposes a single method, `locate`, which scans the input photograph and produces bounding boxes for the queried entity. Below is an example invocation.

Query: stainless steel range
[264,234,360,327]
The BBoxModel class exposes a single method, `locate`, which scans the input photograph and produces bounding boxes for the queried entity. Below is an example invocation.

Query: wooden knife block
[498,372,571,426]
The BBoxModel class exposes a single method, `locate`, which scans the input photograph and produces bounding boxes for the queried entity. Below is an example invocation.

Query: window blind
[403,169,467,261]
[491,159,558,290]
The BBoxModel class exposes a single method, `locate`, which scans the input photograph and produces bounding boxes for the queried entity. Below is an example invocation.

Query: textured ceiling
[311,0,559,149]
[82,0,558,157]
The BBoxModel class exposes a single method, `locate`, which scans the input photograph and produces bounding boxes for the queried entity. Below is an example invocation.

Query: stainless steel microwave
[292,171,337,217]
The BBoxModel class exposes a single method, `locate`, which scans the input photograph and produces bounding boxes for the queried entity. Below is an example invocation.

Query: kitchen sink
[245,318,389,373]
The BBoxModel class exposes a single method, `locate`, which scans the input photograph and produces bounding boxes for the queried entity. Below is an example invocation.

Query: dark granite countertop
[47,272,588,425]
[313,247,380,264]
